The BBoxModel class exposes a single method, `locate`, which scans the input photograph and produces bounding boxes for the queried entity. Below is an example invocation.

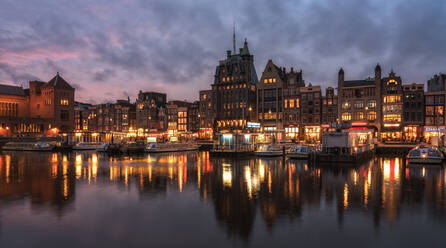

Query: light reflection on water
[0,152,446,247]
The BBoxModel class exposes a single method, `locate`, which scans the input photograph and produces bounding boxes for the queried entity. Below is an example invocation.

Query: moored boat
[407,145,444,164]
[73,142,105,150]
[2,141,54,151]
[145,143,199,153]
[287,145,315,159]
[255,144,285,157]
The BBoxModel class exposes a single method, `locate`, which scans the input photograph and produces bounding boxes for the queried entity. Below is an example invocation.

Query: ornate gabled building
[337,65,382,135]
[29,73,75,132]
[300,84,322,143]
[257,60,305,140]
[258,60,287,132]
[321,87,338,128]
[135,91,166,133]
[380,70,404,142]
[402,83,424,142]
[212,39,258,132]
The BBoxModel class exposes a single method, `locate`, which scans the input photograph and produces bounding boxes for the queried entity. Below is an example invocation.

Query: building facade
[136,91,167,133]
[380,71,404,143]
[212,39,258,132]
[338,65,381,136]
[321,87,338,130]
[402,83,424,142]
[300,85,322,143]
[0,73,75,136]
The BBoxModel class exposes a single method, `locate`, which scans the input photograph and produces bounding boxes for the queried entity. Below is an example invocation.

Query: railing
[212,144,255,152]
[322,144,374,156]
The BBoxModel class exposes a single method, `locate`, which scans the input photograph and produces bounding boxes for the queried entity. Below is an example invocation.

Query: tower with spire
[211,32,258,132]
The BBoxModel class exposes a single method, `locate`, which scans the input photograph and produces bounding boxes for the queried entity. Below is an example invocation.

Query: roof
[342,80,375,87]
[0,84,26,96]
[47,73,74,90]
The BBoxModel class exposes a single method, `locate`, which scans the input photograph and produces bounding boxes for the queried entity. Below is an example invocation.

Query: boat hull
[407,158,443,164]
[287,153,309,159]
[255,151,283,157]
[146,147,198,153]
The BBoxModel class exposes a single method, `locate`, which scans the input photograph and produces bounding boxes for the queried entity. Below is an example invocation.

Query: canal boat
[316,129,375,164]
[255,144,285,157]
[145,143,199,153]
[73,142,106,150]
[2,141,54,151]
[287,145,315,159]
[126,141,147,153]
[406,145,444,164]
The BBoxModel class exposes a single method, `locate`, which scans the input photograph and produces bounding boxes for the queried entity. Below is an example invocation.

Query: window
[342,112,351,121]
[383,95,401,103]
[60,110,69,121]
[289,99,295,108]
[383,114,401,122]
[367,100,376,108]
[60,99,69,106]
[342,101,350,110]
[45,99,52,105]
[354,101,363,109]
[367,111,376,121]
[354,112,363,120]
[296,98,300,108]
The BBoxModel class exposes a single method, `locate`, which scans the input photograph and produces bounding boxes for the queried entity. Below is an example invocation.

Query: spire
[339,67,344,75]
[233,22,236,55]
[240,38,250,55]
[375,63,381,72]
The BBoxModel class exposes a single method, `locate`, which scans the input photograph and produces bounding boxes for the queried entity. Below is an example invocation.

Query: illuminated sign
[247,122,260,128]
[351,122,367,126]
[384,123,400,127]
[425,127,445,132]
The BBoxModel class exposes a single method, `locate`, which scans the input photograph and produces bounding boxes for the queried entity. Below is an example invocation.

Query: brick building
[402,83,424,142]
[136,91,166,133]
[212,39,258,132]
[0,73,75,136]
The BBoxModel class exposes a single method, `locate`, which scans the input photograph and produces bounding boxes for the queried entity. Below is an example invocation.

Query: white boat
[407,145,444,164]
[255,144,285,157]
[287,145,313,159]
[73,142,106,150]
[97,143,110,152]
[2,141,54,151]
[145,143,199,153]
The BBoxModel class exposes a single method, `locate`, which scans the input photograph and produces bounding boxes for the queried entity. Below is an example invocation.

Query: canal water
[0,151,445,247]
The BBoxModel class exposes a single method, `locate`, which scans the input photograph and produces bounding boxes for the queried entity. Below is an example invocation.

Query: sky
[1,0,446,104]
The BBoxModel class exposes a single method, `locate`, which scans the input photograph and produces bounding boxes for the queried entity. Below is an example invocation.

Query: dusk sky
[1,0,445,104]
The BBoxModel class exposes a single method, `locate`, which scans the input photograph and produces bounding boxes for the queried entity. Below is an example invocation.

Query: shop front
[304,126,321,144]
[381,123,403,143]
[403,125,422,143]
[284,125,299,142]
[423,126,445,144]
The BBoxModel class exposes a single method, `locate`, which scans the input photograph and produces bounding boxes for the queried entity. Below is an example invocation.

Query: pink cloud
[0,46,83,66]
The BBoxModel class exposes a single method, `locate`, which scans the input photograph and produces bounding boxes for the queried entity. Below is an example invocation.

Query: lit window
[264,79,267,84]
[60,99,69,106]
[367,100,376,108]
[289,99,295,108]
[342,112,351,121]
[367,111,376,120]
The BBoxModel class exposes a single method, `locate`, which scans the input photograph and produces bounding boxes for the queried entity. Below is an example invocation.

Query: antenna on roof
[233,22,236,54]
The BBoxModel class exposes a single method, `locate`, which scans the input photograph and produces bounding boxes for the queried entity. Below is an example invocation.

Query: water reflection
[1,152,446,245]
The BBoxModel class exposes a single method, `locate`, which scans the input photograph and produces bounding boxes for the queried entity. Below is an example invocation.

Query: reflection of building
[0,73,75,136]
[380,71,404,143]
[300,85,321,143]
[212,39,258,132]
[402,83,424,142]
[337,65,381,135]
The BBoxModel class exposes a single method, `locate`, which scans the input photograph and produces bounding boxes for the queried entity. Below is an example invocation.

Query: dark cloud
[0,0,446,102]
